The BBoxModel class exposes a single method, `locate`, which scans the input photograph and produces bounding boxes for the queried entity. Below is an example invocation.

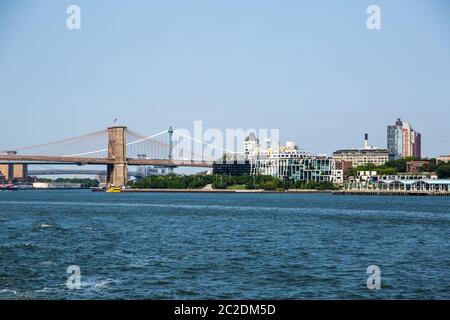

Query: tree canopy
[129,174,337,191]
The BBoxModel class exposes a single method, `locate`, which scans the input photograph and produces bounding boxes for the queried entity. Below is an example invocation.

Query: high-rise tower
[387,118,421,159]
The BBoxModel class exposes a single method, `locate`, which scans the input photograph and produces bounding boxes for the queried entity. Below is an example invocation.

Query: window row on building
[250,157,342,183]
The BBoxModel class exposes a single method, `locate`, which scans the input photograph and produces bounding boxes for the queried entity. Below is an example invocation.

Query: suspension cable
[125,130,170,146]
[65,130,169,157]
[13,129,107,151]
[173,130,244,155]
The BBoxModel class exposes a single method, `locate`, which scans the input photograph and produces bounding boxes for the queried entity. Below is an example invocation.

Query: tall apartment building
[387,118,421,159]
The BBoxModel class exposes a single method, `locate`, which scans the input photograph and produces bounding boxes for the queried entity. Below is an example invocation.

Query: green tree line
[345,158,450,179]
[129,174,338,191]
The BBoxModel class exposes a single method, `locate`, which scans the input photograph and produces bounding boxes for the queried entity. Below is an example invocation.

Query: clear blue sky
[1,0,449,156]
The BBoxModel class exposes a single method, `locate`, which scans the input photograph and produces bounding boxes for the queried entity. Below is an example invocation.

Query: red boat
[0,183,18,191]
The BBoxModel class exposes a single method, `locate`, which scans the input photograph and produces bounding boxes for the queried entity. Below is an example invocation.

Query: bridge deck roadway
[0,155,213,168]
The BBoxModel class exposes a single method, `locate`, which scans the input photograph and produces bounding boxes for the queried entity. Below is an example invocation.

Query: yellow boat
[106,186,122,193]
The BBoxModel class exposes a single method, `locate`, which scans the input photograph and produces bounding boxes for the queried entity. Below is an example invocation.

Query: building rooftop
[333,148,389,155]
[380,179,450,185]
[245,133,259,142]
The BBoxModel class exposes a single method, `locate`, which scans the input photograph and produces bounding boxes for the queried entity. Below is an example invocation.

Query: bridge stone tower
[106,126,128,187]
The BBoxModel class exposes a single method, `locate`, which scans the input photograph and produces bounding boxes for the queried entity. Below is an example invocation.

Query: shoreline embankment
[91,188,450,196]
[119,188,333,194]
[332,190,450,197]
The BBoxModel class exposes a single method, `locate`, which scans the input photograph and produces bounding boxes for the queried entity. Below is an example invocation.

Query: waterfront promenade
[114,189,332,194]
[333,190,450,196]
[94,188,450,196]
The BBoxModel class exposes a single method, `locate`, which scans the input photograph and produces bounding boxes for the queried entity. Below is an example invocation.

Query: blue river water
[0,190,449,299]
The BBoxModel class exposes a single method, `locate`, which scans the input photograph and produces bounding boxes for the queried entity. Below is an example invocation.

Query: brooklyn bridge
[0,126,234,187]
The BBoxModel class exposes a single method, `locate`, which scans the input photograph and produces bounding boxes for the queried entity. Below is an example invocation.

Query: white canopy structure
[378,179,450,191]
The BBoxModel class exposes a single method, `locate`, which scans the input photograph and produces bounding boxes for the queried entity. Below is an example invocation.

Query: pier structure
[333,190,450,196]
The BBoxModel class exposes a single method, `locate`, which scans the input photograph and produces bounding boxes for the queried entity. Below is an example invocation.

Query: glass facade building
[387,118,421,159]
[252,156,336,182]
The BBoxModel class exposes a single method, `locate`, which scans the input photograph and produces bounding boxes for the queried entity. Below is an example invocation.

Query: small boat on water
[0,183,18,191]
[106,186,122,193]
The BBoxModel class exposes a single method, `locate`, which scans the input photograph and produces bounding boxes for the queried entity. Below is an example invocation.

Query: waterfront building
[387,118,421,159]
[377,179,450,192]
[335,160,353,173]
[333,134,390,167]
[244,133,259,160]
[0,164,10,181]
[333,149,390,168]
[212,160,251,176]
[32,182,82,189]
[0,164,28,182]
[252,155,340,183]
[135,154,163,177]
[437,155,450,163]
[13,164,28,181]
[356,171,378,182]
[406,160,430,173]
[345,170,439,190]
[331,169,344,184]
[377,173,438,181]
[244,136,342,183]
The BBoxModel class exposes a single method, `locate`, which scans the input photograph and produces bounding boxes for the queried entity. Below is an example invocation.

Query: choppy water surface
[0,190,449,299]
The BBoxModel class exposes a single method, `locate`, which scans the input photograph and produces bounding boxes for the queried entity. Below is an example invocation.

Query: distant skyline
[1,0,450,157]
